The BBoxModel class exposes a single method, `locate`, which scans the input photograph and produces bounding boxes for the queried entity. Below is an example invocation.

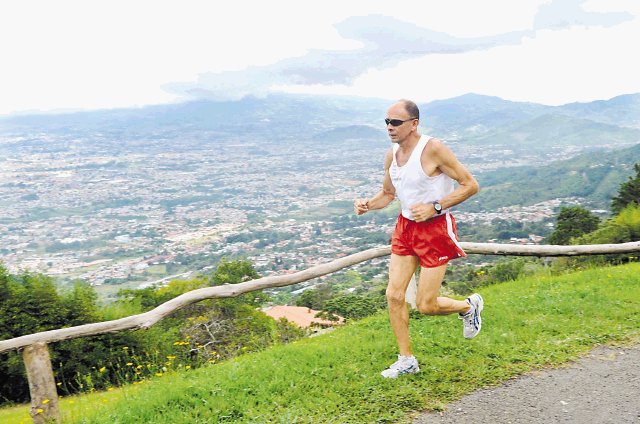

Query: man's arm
[410,139,479,222]
[354,149,396,215]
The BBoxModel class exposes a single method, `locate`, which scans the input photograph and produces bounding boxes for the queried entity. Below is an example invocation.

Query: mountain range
[2,92,639,146]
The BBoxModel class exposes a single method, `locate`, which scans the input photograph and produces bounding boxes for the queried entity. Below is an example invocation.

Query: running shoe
[381,355,419,379]
[460,293,483,339]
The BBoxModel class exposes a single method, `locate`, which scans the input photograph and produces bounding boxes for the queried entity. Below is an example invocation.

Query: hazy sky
[1,0,639,115]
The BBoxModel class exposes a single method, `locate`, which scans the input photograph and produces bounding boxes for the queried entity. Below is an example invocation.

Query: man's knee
[416,300,439,315]
[385,286,406,306]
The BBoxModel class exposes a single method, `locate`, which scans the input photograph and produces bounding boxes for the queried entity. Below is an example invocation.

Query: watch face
[434,202,442,212]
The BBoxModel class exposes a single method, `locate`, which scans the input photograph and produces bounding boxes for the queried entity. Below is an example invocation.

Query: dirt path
[413,345,640,424]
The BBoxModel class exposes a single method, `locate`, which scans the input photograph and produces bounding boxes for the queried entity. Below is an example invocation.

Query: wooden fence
[2,240,640,423]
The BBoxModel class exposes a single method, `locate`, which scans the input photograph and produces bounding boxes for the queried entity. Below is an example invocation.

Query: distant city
[1,93,638,297]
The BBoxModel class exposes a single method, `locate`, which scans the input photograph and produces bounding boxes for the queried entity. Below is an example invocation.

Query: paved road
[414,345,640,424]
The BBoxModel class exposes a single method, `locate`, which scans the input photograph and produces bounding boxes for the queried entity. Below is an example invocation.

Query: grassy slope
[2,263,639,424]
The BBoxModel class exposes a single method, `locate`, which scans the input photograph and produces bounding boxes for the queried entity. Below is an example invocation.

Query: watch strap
[432,201,443,214]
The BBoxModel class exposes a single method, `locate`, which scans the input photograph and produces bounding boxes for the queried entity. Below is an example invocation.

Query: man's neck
[397,133,421,152]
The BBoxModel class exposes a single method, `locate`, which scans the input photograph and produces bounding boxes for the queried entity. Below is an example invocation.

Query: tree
[547,206,600,245]
[611,163,640,214]
[0,270,134,404]
[179,259,294,361]
[210,258,267,307]
[63,281,100,325]
[614,203,640,240]
[489,258,526,282]
[295,284,332,310]
[210,258,259,286]
[322,293,385,321]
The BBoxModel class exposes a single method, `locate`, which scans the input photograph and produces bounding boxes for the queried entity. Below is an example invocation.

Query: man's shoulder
[424,137,447,154]
[423,137,459,164]
[426,137,445,148]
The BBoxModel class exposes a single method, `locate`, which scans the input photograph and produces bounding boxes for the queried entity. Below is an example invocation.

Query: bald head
[398,99,419,120]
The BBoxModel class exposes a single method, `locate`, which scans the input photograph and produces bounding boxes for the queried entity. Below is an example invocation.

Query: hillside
[3,263,638,423]
[470,113,640,148]
[556,93,640,128]
[461,142,640,212]
[311,124,385,142]
[419,93,550,135]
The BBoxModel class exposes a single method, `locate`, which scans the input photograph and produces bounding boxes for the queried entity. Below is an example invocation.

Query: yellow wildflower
[99,366,106,373]
[126,362,133,366]
[42,399,49,404]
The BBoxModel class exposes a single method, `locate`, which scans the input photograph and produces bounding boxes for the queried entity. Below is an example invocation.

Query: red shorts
[391,212,466,268]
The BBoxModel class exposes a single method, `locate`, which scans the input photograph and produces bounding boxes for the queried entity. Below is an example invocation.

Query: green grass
[2,263,639,423]
[0,388,140,424]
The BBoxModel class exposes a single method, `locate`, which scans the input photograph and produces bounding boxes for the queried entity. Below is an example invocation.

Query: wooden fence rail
[2,240,640,423]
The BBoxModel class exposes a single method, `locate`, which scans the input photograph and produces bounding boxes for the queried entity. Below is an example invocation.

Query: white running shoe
[460,293,483,339]
[380,355,420,379]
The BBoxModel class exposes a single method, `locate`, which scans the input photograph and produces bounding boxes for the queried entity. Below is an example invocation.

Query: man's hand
[354,198,370,215]
[410,203,436,222]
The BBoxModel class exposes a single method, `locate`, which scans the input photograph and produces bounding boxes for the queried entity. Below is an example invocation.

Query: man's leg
[415,264,471,315]
[387,253,419,356]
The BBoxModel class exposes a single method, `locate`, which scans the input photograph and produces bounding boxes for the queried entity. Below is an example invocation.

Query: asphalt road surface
[414,345,640,424]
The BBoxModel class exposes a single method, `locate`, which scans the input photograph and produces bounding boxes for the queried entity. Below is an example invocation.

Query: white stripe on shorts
[445,210,465,255]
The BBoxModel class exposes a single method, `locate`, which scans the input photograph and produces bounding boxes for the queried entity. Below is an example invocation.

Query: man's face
[385,103,417,143]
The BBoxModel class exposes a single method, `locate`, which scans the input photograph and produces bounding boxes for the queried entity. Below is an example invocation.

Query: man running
[354,99,482,378]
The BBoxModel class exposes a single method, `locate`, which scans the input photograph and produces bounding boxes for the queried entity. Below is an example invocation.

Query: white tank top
[390,136,455,220]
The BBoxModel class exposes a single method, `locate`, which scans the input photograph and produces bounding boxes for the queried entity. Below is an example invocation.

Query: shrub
[614,203,640,240]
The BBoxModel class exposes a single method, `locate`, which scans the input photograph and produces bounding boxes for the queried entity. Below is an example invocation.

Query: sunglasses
[385,117,418,127]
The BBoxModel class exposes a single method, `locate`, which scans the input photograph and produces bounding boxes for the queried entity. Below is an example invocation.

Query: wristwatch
[432,201,443,214]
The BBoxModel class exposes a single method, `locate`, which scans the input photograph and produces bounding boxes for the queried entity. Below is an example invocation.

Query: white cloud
[0,0,364,114]
[276,2,640,106]
[0,0,638,114]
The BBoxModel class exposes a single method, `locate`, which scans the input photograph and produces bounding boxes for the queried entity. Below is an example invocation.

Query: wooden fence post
[23,342,60,424]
